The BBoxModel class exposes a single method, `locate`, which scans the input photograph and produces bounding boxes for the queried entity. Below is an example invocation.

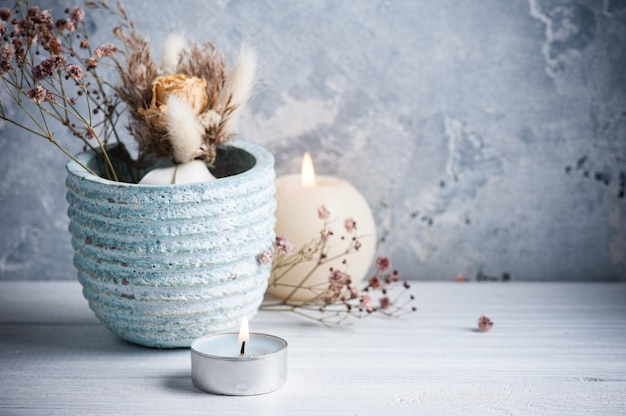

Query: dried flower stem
[259,207,416,325]
[0,77,98,176]
[0,1,127,180]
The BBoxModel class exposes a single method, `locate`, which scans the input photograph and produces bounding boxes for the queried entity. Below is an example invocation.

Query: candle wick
[239,341,246,357]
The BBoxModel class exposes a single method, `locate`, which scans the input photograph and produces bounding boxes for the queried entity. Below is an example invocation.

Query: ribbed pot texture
[65,141,275,348]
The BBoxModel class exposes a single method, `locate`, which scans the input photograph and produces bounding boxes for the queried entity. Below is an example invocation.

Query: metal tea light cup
[191,332,288,395]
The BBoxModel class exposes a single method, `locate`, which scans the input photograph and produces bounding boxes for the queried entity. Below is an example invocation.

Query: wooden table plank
[1,282,625,415]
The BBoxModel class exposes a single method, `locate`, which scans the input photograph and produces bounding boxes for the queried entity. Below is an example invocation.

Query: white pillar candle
[269,152,376,301]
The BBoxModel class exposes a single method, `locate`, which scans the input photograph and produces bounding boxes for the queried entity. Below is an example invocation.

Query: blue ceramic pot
[65,141,275,348]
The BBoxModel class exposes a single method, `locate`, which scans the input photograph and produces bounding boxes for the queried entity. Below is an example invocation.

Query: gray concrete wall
[1,0,625,281]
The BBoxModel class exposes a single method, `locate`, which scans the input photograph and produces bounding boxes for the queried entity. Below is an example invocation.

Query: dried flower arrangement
[2,1,416,327]
[258,205,417,325]
[0,1,255,183]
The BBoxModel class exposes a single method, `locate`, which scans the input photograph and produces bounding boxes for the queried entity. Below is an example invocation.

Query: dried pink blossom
[379,296,392,310]
[27,85,47,103]
[275,236,294,254]
[68,7,85,25]
[31,55,67,80]
[257,250,274,265]
[344,218,356,233]
[354,240,362,250]
[375,256,391,272]
[94,43,118,58]
[368,276,381,289]
[11,19,24,37]
[38,10,54,29]
[55,18,69,31]
[360,295,373,312]
[46,36,62,55]
[477,315,493,332]
[26,6,40,17]
[62,18,76,32]
[12,38,24,60]
[0,43,15,69]
[65,65,82,81]
[31,64,49,80]
[318,205,330,220]
[329,270,351,289]
[85,57,97,70]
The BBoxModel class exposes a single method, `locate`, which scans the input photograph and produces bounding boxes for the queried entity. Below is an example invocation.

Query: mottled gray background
[1,0,625,281]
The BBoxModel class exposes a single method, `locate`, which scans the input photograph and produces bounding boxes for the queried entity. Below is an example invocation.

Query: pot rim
[66,139,273,189]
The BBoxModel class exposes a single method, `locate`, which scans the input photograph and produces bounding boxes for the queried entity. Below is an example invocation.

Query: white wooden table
[1,281,625,415]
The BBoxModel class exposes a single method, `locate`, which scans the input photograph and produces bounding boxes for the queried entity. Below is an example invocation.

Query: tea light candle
[269,152,376,301]
[191,318,288,396]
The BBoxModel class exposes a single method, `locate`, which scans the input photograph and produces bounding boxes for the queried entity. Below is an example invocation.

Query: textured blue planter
[65,140,275,348]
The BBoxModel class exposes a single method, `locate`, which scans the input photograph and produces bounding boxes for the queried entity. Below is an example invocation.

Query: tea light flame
[301,152,316,188]
[239,317,250,343]
[238,317,249,357]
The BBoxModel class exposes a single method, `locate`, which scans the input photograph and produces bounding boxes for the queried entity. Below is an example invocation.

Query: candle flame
[301,152,316,188]
[238,316,250,343]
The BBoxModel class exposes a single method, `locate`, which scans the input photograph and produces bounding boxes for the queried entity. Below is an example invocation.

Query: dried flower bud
[28,6,41,18]
[328,270,351,289]
[46,36,62,55]
[477,315,493,332]
[12,38,24,60]
[69,7,85,25]
[55,18,68,31]
[38,10,54,30]
[65,19,76,32]
[31,63,48,80]
[85,57,97,70]
[66,65,82,81]
[0,7,12,22]
[344,218,356,233]
[32,55,68,79]
[375,256,391,272]
[275,236,294,254]
[0,44,15,72]
[94,43,118,58]
[27,85,47,103]
[379,296,392,310]
[368,276,381,289]
[257,250,274,265]
[318,205,330,220]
